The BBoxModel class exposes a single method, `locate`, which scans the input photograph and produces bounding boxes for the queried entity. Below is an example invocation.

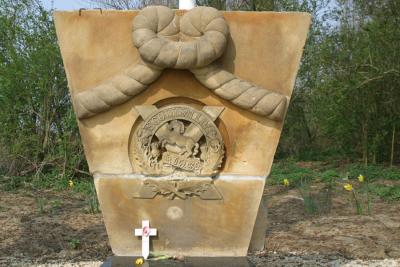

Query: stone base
[101,256,255,267]
[94,174,265,256]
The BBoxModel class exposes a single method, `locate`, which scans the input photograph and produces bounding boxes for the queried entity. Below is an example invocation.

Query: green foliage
[68,238,81,250]
[270,159,400,203]
[298,182,319,214]
[278,0,400,165]
[320,169,340,183]
[85,184,100,214]
[268,160,317,186]
[1,175,28,191]
[344,164,400,181]
[35,197,46,214]
[0,0,89,184]
[369,184,400,201]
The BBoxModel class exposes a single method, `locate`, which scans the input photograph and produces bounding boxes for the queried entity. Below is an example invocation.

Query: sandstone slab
[54,8,310,257]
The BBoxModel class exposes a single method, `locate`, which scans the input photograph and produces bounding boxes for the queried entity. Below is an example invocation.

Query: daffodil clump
[343,183,353,191]
[135,257,144,265]
[283,178,290,187]
[343,174,371,215]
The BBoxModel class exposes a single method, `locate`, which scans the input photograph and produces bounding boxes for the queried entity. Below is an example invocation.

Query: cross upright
[134,220,157,259]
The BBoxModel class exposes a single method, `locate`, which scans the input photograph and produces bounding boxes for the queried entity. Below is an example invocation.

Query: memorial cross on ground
[134,220,157,259]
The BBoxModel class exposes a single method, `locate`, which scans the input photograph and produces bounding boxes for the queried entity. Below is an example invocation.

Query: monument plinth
[54,6,310,257]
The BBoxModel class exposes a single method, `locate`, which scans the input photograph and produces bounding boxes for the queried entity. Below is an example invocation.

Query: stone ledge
[101,256,255,267]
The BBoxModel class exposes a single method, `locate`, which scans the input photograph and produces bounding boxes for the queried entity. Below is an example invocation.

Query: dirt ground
[0,183,399,266]
[0,190,110,265]
[263,184,400,259]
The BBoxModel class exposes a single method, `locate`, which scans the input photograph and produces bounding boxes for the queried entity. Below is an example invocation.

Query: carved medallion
[130,105,225,176]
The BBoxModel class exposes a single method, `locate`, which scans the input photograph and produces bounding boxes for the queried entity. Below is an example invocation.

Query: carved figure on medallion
[159,120,199,158]
[130,105,225,177]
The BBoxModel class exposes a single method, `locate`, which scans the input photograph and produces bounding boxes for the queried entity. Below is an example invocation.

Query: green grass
[35,197,47,214]
[319,169,341,183]
[269,160,400,183]
[1,175,29,191]
[369,184,400,201]
[268,160,400,202]
[68,238,81,249]
[1,171,100,213]
[344,164,400,180]
[1,171,94,195]
[298,182,319,214]
[267,160,317,186]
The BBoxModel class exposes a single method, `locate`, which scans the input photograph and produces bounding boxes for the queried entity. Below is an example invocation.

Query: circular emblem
[130,105,225,176]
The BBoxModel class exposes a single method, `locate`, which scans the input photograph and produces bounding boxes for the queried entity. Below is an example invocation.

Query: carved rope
[133,5,228,69]
[74,6,288,121]
[191,64,288,120]
[75,63,162,119]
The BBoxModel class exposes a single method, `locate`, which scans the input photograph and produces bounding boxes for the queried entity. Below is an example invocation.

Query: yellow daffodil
[358,174,365,183]
[343,183,353,191]
[283,178,290,187]
[135,258,144,265]
[68,180,74,188]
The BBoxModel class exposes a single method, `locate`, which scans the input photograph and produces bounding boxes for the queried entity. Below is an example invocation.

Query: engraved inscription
[162,152,203,172]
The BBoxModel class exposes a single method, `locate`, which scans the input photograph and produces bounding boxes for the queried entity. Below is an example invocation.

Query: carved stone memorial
[54,6,310,257]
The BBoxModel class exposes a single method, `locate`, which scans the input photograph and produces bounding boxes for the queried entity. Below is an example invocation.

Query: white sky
[41,0,88,10]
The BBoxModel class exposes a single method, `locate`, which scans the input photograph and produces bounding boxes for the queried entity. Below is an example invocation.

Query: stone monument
[54,5,310,260]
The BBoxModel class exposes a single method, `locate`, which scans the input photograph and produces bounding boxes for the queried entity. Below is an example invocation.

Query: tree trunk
[390,124,395,168]
[251,0,256,11]
[362,122,368,167]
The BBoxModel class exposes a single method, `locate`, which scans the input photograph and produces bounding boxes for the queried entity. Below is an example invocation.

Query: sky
[41,0,88,11]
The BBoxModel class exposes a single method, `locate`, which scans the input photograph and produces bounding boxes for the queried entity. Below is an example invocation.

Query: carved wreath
[74,6,288,121]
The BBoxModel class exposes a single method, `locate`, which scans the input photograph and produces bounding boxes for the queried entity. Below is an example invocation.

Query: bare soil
[0,190,110,264]
[263,183,400,259]
[0,183,399,266]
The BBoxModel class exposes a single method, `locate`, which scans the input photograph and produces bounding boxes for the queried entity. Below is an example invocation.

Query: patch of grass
[268,160,316,186]
[3,170,94,195]
[35,197,47,214]
[84,184,100,214]
[68,238,81,250]
[298,181,333,215]
[49,199,63,214]
[369,184,400,201]
[71,179,94,195]
[344,164,400,181]
[319,169,340,183]
[299,183,319,214]
[1,175,29,191]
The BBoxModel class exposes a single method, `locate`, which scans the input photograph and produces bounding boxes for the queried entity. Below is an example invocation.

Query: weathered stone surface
[63,7,296,121]
[54,9,310,257]
[54,10,310,177]
[248,196,268,252]
[94,174,265,256]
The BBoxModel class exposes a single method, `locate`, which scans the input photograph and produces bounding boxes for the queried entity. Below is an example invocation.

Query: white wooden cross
[134,220,157,259]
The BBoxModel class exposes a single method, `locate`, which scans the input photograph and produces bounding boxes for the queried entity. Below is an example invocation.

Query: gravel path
[250,254,400,267]
[1,256,399,267]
